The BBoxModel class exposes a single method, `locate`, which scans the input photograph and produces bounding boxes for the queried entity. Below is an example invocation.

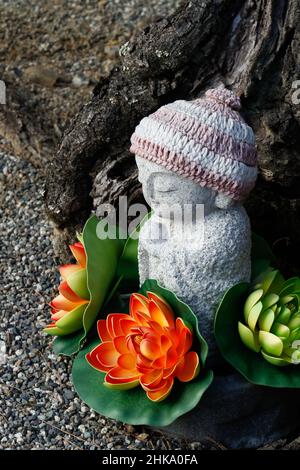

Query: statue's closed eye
[156,187,177,193]
[153,182,177,193]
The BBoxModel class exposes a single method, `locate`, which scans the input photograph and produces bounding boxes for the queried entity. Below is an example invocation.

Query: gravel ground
[2,155,300,451]
[0,0,183,166]
[0,152,211,450]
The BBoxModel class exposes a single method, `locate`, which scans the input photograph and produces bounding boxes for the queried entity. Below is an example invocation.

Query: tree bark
[0,77,58,167]
[45,0,300,272]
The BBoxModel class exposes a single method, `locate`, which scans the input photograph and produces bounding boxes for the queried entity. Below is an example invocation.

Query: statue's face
[135,156,216,218]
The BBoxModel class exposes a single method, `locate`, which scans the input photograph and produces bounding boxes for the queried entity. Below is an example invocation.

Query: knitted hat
[130,87,257,201]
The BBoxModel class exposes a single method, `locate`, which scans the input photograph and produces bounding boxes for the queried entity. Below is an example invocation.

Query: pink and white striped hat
[130,87,257,201]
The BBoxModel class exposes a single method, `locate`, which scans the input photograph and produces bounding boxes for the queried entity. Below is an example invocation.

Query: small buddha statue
[130,87,257,364]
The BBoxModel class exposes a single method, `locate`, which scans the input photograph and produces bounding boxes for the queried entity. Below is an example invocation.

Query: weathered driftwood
[45,0,300,270]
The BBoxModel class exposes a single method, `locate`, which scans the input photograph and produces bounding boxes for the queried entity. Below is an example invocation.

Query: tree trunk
[45,0,300,272]
[0,77,58,167]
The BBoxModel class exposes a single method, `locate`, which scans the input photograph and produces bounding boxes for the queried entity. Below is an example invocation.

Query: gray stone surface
[136,156,251,365]
[156,372,300,449]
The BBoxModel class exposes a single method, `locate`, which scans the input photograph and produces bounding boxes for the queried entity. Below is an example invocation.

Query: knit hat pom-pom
[205,87,241,111]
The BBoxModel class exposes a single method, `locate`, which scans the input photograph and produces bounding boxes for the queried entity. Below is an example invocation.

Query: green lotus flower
[238,269,300,366]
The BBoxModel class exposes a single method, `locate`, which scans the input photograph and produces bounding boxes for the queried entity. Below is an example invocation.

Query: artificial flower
[86,291,200,402]
[44,242,90,336]
[238,268,300,366]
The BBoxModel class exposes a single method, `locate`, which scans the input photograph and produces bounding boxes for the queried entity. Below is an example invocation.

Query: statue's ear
[215,193,235,209]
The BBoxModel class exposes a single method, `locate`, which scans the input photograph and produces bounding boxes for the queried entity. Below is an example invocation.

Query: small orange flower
[44,242,90,336]
[86,292,200,402]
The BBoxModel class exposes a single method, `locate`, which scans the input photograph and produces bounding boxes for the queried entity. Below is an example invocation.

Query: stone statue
[129,88,299,448]
[130,87,257,364]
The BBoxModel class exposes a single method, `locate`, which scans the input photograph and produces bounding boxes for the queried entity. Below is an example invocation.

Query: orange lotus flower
[86,292,200,402]
[44,242,90,336]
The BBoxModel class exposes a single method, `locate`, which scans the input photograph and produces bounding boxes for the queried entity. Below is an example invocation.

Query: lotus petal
[271,322,290,338]
[148,292,175,328]
[69,242,86,268]
[113,336,130,355]
[176,325,192,356]
[244,289,263,322]
[112,314,130,337]
[238,322,260,352]
[247,301,263,331]
[142,330,159,342]
[140,370,163,389]
[290,327,300,343]
[258,308,275,332]
[140,339,160,360]
[136,353,152,372]
[59,281,82,302]
[146,378,174,402]
[160,335,172,352]
[86,346,111,373]
[175,317,193,335]
[106,366,139,383]
[97,319,111,342]
[175,351,200,382]
[50,294,85,311]
[51,309,67,321]
[43,325,65,336]
[281,295,295,304]
[276,307,291,324]
[151,356,166,369]
[147,320,165,336]
[119,318,137,335]
[106,313,128,338]
[288,316,300,330]
[118,353,137,370]
[55,303,87,335]
[259,331,283,357]
[135,311,151,326]
[67,268,89,300]
[162,364,177,379]
[104,379,140,390]
[128,332,147,355]
[59,263,82,281]
[261,350,290,366]
[262,293,279,310]
[96,341,120,368]
[130,293,150,322]
[147,292,172,312]
[165,347,178,369]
